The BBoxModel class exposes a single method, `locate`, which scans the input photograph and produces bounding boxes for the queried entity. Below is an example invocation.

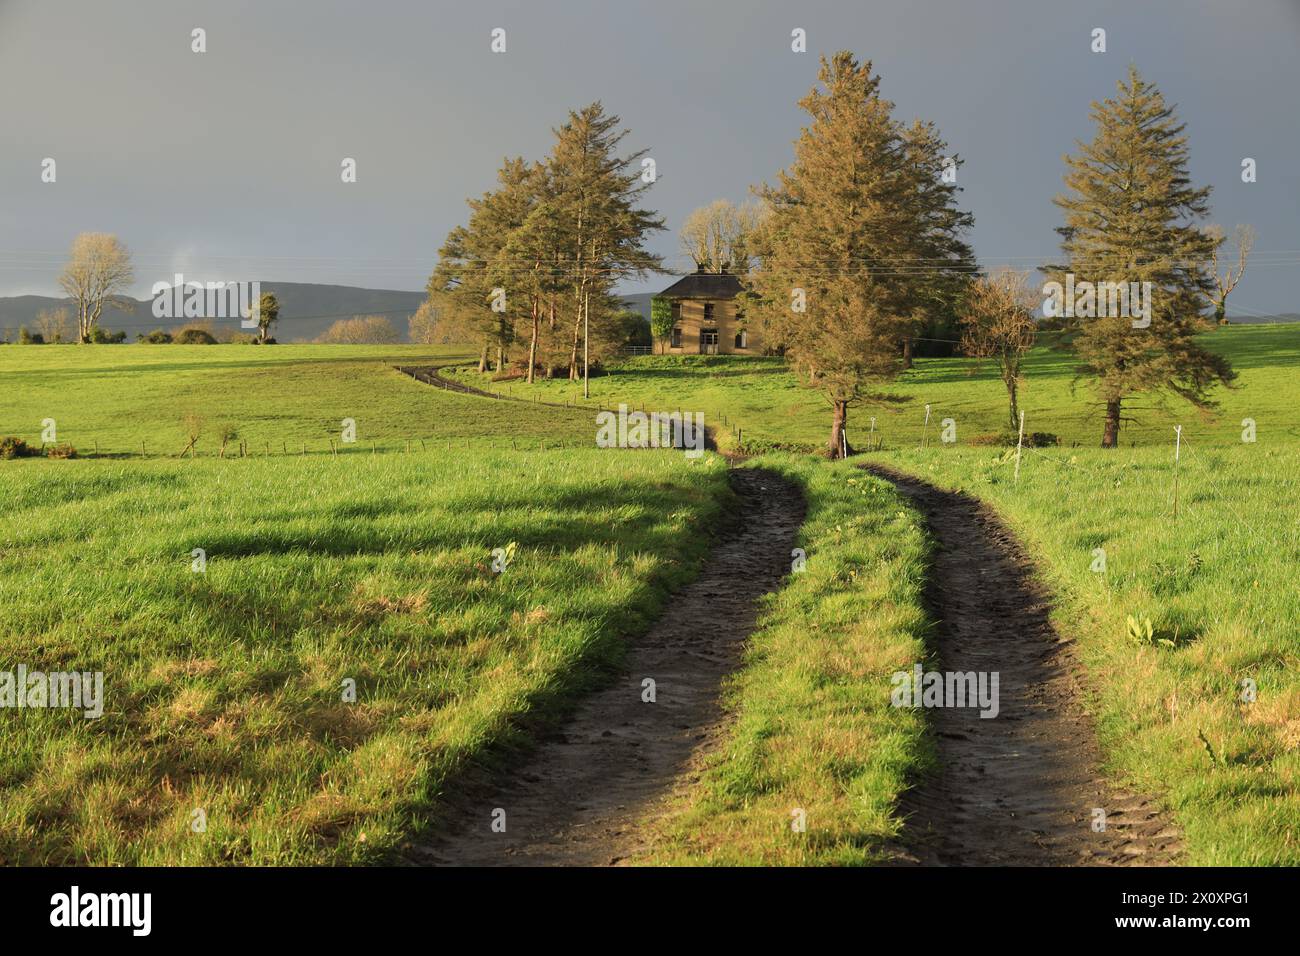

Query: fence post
[1014,410,1025,483]
[1173,425,1182,519]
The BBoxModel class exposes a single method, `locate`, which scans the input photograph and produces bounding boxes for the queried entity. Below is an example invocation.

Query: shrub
[316,316,400,344]
[139,329,174,344]
[174,328,218,344]
[45,443,78,459]
[87,326,127,343]
[969,430,1060,448]
[18,327,44,344]
[0,436,36,459]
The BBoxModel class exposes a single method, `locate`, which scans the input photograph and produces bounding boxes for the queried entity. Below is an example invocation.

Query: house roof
[657,270,743,300]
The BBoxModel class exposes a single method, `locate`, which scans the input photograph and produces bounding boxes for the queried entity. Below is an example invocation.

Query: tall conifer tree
[746,53,973,457]
[546,103,664,379]
[1046,66,1234,447]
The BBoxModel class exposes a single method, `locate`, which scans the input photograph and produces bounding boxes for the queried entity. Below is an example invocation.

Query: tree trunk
[1008,380,1019,432]
[527,297,540,384]
[828,400,853,459]
[902,336,914,370]
[1215,297,1227,326]
[496,345,504,372]
[1101,397,1121,448]
[568,281,588,380]
[478,344,488,374]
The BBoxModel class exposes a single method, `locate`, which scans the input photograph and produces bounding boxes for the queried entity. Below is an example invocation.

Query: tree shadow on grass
[186,483,712,563]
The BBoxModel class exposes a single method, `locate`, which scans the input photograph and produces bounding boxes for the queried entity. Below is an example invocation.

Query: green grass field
[450,324,1300,452]
[872,443,1300,864]
[454,323,1300,864]
[0,429,730,864]
[2,325,1297,865]
[0,344,599,457]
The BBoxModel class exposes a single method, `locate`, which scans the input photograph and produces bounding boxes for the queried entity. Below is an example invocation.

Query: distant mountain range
[0,282,428,343]
[1,281,1290,342]
[0,283,659,343]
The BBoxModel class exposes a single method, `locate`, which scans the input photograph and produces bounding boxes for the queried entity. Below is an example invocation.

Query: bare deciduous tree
[58,233,135,343]
[679,199,766,274]
[1206,223,1255,325]
[34,307,72,343]
[316,315,400,344]
[408,301,441,344]
[959,269,1037,430]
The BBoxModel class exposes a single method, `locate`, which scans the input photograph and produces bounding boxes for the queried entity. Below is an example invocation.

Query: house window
[703,302,715,322]
[671,301,682,322]
[734,330,748,349]
[671,326,682,348]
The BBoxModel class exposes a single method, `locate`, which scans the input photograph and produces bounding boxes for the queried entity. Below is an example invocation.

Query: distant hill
[0,283,670,343]
[619,292,654,321]
[6,281,1285,342]
[1227,313,1300,324]
[0,282,427,343]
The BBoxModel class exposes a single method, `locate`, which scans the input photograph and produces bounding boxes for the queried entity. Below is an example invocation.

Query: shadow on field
[407,467,806,866]
[193,485,700,560]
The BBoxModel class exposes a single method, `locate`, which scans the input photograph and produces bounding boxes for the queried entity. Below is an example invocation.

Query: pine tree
[958,270,1037,430]
[1046,66,1235,447]
[897,119,976,365]
[746,53,974,458]
[501,163,568,383]
[545,103,664,381]
[428,157,537,372]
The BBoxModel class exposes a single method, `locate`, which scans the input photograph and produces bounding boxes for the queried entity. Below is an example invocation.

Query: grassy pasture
[0,449,729,864]
[2,325,1296,866]
[456,324,1300,864]
[449,324,1300,452]
[0,344,601,456]
[874,442,1300,864]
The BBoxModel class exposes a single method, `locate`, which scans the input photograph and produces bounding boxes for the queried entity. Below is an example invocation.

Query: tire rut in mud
[865,465,1182,866]
[409,467,804,866]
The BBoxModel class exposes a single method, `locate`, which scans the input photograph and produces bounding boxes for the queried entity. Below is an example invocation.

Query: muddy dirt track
[865,465,1182,866]
[411,467,804,866]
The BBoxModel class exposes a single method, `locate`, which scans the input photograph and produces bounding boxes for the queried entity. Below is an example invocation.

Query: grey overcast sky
[1,0,1297,312]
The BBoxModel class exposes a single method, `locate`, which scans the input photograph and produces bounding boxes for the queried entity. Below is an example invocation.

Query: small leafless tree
[316,315,401,344]
[408,301,440,344]
[1206,224,1255,325]
[679,199,767,274]
[959,269,1038,430]
[180,412,205,457]
[34,307,72,343]
[58,232,135,342]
